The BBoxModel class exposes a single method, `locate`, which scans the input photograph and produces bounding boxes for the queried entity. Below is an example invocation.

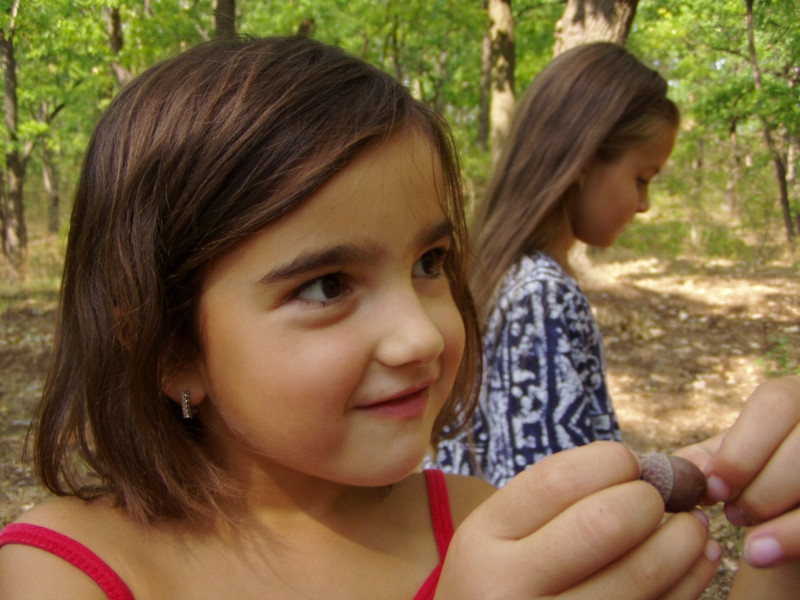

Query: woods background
[0,0,798,272]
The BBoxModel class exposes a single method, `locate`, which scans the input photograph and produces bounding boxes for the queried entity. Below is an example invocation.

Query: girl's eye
[294,274,347,304]
[413,247,448,278]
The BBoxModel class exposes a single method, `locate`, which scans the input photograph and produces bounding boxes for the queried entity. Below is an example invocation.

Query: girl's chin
[355,453,430,487]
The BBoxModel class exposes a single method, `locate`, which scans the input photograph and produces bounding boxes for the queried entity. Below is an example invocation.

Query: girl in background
[432,42,679,486]
[0,35,798,600]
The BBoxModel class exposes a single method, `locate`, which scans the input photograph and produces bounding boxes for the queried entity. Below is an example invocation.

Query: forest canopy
[0,0,798,269]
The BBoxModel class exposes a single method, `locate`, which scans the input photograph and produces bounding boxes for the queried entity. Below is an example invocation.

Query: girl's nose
[373,291,445,368]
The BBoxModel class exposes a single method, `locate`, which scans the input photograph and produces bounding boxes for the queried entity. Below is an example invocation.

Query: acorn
[638,453,708,512]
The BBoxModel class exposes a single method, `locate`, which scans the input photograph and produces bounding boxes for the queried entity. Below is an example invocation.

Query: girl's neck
[541,233,576,277]
[214,452,420,535]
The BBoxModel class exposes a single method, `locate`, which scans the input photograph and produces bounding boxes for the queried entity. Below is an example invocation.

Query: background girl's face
[189,130,465,488]
[569,121,677,248]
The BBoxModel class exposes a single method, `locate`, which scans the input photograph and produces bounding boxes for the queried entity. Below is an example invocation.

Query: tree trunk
[477,24,492,152]
[788,135,798,214]
[215,0,236,38]
[297,18,314,37]
[726,119,743,219]
[744,0,795,251]
[0,168,8,264]
[689,138,705,249]
[387,15,404,83]
[553,0,639,56]
[487,0,515,163]
[0,24,26,267]
[103,6,132,86]
[41,138,60,234]
[432,48,449,114]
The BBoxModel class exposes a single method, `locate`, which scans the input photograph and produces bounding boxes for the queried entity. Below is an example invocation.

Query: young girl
[431,42,679,486]
[0,35,798,600]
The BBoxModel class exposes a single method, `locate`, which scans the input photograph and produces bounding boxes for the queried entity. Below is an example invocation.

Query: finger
[514,480,665,595]
[651,539,722,600]
[672,434,721,471]
[473,441,640,539]
[707,376,800,502]
[742,506,800,567]
[723,424,800,526]
[558,511,719,600]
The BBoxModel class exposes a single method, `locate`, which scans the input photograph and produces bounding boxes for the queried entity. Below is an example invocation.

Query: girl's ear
[162,360,207,416]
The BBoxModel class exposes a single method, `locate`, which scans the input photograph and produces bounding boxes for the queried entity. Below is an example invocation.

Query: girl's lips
[356,384,432,420]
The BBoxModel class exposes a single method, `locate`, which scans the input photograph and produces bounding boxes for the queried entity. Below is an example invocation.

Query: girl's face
[569,121,677,248]
[190,130,465,488]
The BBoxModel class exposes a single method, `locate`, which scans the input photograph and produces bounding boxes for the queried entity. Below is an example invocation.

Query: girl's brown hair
[32,36,480,522]
[471,42,679,320]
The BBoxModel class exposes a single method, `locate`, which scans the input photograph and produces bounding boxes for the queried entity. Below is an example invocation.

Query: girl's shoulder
[513,252,575,286]
[0,495,153,599]
[6,493,142,546]
[440,472,496,527]
[490,252,583,321]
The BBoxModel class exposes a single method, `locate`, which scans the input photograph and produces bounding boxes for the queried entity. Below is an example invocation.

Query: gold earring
[181,390,194,419]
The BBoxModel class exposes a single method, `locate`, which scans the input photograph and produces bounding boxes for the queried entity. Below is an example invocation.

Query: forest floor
[1,244,798,599]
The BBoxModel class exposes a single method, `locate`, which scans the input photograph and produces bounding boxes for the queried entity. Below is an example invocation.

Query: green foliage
[763,335,800,377]
[513,1,563,88]
[3,0,799,265]
[630,0,799,259]
[615,219,689,259]
[700,224,755,260]
[115,0,212,71]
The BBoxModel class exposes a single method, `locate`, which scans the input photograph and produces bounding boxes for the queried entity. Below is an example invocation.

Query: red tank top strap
[0,522,135,600]
[413,469,455,600]
[423,469,454,558]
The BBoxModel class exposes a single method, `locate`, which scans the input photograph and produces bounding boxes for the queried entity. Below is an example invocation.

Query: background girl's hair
[31,35,480,522]
[470,42,679,320]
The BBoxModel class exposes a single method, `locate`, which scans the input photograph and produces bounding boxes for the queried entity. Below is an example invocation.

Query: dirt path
[1,256,798,598]
[586,257,800,451]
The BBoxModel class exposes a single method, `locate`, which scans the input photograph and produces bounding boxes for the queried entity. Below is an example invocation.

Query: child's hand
[437,441,720,600]
[682,376,800,569]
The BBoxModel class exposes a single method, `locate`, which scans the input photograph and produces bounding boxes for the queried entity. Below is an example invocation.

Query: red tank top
[0,469,454,599]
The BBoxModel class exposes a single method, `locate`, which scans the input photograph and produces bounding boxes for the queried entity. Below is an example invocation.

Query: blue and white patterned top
[429,251,622,487]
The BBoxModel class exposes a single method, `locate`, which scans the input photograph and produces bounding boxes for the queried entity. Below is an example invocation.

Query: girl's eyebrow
[257,242,382,285]
[257,219,454,286]
[422,219,454,248]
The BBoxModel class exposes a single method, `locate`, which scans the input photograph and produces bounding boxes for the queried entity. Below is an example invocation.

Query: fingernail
[745,536,785,568]
[690,508,709,528]
[705,540,723,563]
[706,475,732,502]
[723,502,751,527]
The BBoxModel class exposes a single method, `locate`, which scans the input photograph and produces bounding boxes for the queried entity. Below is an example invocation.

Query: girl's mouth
[356,383,433,420]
